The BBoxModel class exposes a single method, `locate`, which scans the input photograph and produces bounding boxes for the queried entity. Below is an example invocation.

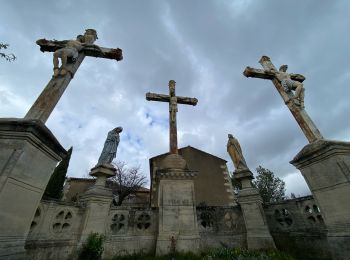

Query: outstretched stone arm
[36,39,123,61]
[243,67,305,83]
[36,39,68,52]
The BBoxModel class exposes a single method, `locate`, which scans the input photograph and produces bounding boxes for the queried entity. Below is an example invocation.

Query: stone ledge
[0,118,67,158]
[234,169,254,180]
[156,169,198,179]
[291,139,350,167]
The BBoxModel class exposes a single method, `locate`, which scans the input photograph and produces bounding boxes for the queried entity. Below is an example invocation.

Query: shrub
[78,233,105,260]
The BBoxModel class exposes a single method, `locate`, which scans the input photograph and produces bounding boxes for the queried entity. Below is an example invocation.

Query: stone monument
[146,80,200,255]
[79,127,122,243]
[25,29,123,123]
[243,56,323,143]
[0,29,123,259]
[227,134,275,249]
[0,119,67,258]
[244,56,350,259]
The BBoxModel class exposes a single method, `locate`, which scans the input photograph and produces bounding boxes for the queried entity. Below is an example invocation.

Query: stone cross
[24,29,123,123]
[243,56,323,143]
[146,80,198,154]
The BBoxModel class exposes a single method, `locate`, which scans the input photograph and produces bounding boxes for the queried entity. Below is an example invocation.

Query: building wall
[150,146,236,207]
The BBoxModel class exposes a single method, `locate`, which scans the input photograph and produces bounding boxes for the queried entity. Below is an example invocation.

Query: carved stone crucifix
[243,56,323,143]
[146,80,198,154]
[24,29,123,123]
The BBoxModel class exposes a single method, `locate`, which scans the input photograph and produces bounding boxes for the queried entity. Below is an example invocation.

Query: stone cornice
[291,139,350,168]
[0,118,67,158]
[156,169,198,179]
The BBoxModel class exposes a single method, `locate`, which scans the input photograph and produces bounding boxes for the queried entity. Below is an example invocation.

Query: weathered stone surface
[244,56,323,143]
[155,164,200,255]
[25,29,123,123]
[291,139,350,260]
[78,165,116,243]
[265,196,332,260]
[234,169,276,249]
[150,146,236,207]
[161,154,188,170]
[0,118,67,259]
[146,80,197,154]
[96,127,122,166]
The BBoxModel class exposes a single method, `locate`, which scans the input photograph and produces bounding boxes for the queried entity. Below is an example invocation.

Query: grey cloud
[1,1,350,196]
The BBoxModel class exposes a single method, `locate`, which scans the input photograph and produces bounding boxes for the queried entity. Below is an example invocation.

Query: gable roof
[149,145,227,163]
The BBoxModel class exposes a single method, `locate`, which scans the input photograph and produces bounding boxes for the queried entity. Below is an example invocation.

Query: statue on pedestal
[97,127,123,166]
[227,134,248,171]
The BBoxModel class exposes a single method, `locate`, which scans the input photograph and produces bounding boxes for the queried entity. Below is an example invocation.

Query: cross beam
[36,39,123,61]
[146,80,198,154]
[243,56,323,143]
[24,29,123,123]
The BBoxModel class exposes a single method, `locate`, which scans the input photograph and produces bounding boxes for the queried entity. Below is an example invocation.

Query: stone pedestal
[155,154,200,256]
[290,139,350,260]
[79,164,116,242]
[0,118,67,259]
[234,169,276,249]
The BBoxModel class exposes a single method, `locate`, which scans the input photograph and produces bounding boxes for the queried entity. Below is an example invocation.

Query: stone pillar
[0,118,67,259]
[234,169,276,249]
[79,164,116,242]
[290,139,350,260]
[155,154,200,256]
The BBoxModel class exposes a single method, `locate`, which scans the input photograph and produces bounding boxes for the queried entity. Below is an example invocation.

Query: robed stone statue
[97,127,123,165]
[227,134,249,171]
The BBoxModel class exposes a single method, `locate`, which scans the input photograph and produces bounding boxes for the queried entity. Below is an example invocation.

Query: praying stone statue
[227,134,249,171]
[271,65,305,108]
[97,127,123,166]
[52,29,102,77]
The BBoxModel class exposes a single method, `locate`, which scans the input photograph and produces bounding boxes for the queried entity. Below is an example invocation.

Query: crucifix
[243,56,323,143]
[146,80,198,154]
[24,29,123,123]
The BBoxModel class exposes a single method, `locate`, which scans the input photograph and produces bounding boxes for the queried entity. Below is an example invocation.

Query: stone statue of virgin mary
[97,126,123,166]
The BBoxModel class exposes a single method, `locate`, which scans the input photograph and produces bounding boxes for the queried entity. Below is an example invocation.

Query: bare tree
[0,43,16,62]
[110,161,147,206]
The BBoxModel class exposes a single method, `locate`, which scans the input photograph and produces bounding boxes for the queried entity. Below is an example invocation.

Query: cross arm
[146,92,198,106]
[36,39,123,61]
[146,93,170,102]
[243,66,305,83]
[176,96,198,106]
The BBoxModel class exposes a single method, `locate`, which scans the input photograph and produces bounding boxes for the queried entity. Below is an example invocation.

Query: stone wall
[103,206,157,256]
[26,196,334,259]
[26,200,84,259]
[25,200,158,259]
[196,206,246,250]
[264,196,332,259]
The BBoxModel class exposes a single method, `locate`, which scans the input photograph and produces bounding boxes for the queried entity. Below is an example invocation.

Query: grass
[108,248,295,260]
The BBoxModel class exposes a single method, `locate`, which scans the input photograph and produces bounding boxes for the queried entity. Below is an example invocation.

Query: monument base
[79,164,116,243]
[0,118,67,259]
[291,139,350,260]
[155,154,200,256]
[234,169,276,250]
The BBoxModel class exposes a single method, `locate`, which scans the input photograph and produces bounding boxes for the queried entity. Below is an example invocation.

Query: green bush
[78,233,105,260]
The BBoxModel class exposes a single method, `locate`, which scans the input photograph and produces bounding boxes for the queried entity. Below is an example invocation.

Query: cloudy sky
[1,0,350,196]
